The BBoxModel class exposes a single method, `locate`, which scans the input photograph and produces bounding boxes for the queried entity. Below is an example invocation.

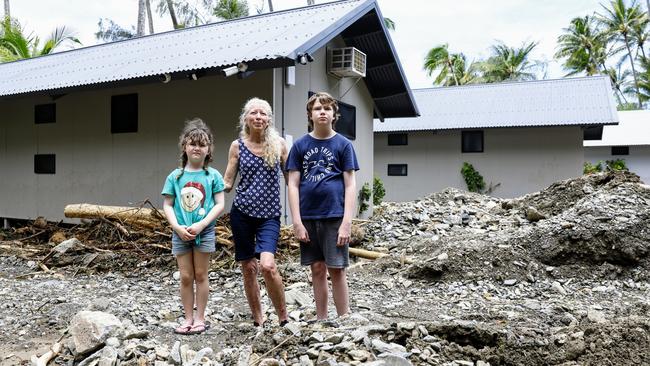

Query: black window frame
[611,146,629,155]
[462,130,484,153]
[111,93,138,134]
[34,154,56,174]
[34,103,56,124]
[387,133,408,146]
[387,164,408,176]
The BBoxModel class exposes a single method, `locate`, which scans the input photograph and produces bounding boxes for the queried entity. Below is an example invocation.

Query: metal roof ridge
[411,75,610,93]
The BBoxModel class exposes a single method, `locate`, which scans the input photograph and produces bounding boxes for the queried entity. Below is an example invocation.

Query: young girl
[223,98,289,327]
[162,118,225,335]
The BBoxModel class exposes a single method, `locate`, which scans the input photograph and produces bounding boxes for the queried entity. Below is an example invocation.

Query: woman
[223,97,289,327]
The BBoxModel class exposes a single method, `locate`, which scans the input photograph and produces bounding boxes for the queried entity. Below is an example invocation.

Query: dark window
[307,91,356,140]
[34,103,56,124]
[388,133,408,146]
[387,164,408,176]
[111,93,138,133]
[611,146,629,155]
[462,130,484,153]
[34,154,55,174]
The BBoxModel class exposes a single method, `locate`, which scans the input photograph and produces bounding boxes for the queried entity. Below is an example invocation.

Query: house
[584,110,650,184]
[374,76,618,202]
[0,0,418,224]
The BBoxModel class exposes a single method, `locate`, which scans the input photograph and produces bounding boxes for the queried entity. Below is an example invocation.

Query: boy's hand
[175,225,196,241]
[337,221,351,247]
[293,222,310,242]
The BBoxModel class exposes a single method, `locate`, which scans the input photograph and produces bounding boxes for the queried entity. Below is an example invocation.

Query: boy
[286,92,358,320]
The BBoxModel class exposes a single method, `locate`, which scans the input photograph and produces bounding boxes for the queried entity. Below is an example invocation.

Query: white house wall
[585,146,650,184]
[0,70,273,222]
[274,39,375,220]
[374,126,583,201]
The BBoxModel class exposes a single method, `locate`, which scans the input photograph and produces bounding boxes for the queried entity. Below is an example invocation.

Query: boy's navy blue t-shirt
[286,133,359,219]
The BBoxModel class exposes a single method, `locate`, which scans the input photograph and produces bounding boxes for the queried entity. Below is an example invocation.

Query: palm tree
[137,0,146,36]
[630,11,649,59]
[213,0,249,20]
[384,17,395,31]
[424,44,466,86]
[3,0,9,19]
[632,55,650,101]
[146,0,155,34]
[95,18,135,42]
[555,16,611,76]
[158,0,180,29]
[597,0,647,108]
[0,18,81,62]
[606,65,632,104]
[478,41,542,82]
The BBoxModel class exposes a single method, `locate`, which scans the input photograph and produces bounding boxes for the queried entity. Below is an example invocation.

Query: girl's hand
[186,222,205,236]
[337,221,351,247]
[175,225,196,241]
[293,222,310,243]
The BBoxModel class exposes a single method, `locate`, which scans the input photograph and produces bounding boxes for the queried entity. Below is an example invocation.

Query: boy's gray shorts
[172,226,216,256]
[300,218,349,268]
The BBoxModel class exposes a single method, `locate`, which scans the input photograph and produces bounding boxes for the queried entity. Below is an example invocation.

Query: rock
[285,288,313,307]
[437,253,448,261]
[453,361,474,366]
[53,238,82,256]
[503,279,517,286]
[348,349,371,361]
[587,308,607,323]
[98,346,118,366]
[324,333,344,344]
[378,354,413,366]
[173,271,181,281]
[300,354,315,366]
[187,348,213,366]
[237,345,252,366]
[551,281,567,295]
[169,341,181,365]
[70,311,124,355]
[525,206,546,222]
[371,338,407,354]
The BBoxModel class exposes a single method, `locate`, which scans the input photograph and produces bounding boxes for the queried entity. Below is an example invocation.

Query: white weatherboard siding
[0,71,272,222]
[585,146,650,184]
[374,127,583,202]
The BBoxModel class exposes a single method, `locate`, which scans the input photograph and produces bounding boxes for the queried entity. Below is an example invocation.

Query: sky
[8,0,608,89]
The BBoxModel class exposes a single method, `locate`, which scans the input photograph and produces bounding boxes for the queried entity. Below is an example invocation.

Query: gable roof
[374,76,617,132]
[584,110,650,146]
[0,0,417,118]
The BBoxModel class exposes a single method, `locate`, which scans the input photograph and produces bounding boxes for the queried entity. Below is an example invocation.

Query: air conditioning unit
[327,47,366,78]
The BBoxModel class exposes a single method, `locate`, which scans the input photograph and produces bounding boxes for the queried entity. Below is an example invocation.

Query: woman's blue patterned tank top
[233,139,282,218]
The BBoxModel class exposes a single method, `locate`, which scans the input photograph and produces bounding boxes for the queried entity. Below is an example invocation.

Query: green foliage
[606,158,628,171]
[372,176,385,206]
[358,182,371,215]
[0,17,80,62]
[213,0,249,20]
[460,162,485,193]
[617,102,639,110]
[583,159,628,174]
[584,161,603,174]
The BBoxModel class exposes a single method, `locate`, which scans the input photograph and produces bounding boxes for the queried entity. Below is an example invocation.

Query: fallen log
[64,203,165,229]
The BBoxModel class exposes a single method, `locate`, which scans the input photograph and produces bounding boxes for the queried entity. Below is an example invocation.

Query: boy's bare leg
[192,250,211,323]
[311,261,329,319]
[241,259,264,325]
[259,252,288,322]
[328,267,349,317]
[176,252,195,324]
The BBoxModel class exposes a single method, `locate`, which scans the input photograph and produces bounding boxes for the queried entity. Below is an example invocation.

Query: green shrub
[358,182,371,215]
[583,161,603,174]
[461,162,485,193]
[372,176,385,206]
[605,158,628,171]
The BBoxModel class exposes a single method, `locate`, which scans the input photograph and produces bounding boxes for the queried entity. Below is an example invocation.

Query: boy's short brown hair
[306,92,339,129]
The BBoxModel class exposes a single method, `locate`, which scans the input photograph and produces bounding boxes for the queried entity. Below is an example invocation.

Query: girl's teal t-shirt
[161,167,225,227]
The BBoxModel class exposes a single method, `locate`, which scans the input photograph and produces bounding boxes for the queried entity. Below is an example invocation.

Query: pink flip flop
[174,321,193,335]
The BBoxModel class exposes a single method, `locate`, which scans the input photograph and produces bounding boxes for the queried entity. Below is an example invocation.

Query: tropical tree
[0,18,81,62]
[606,65,632,104]
[597,0,647,108]
[3,0,9,19]
[95,18,135,42]
[424,44,465,86]
[555,15,611,76]
[631,55,650,101]
[478,41,543,82]
[157,0,180,28]
[213,0,249,20]
[146,0,155,34]
[384,17,395,31]
[137,0,146,36]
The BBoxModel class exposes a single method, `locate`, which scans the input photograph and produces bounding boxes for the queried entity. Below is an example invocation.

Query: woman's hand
[175,225,196,241]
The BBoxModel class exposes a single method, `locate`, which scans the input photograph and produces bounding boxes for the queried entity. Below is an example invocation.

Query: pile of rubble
[1,170,649,365]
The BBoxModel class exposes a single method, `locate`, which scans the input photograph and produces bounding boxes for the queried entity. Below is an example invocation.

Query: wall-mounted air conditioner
[327,47,366,78]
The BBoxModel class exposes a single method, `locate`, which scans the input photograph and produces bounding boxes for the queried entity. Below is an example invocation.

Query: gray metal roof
[374,76,618,132]
[0,0,417,118]
[584,110,650,146]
